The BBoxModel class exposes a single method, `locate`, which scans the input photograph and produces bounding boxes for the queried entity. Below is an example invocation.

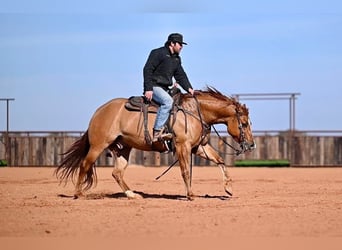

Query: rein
[155,94,250,181]
[211,125,244,156]
[193,96,212,143]
[156,95,208,184]
[210,107,251,156]
[182,96,249,156]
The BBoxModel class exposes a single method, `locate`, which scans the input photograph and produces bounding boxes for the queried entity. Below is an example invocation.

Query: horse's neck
[197,97,234,125]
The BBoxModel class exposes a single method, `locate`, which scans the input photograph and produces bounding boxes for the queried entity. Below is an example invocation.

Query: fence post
[1,98,15,166]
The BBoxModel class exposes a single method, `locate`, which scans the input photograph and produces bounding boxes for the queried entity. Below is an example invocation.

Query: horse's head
[186,87,256,154]
[226,101,256,153]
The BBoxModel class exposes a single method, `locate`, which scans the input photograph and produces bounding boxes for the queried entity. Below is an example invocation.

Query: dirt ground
[1,166,342,249]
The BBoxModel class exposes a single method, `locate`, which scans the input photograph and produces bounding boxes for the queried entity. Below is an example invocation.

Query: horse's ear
[241,104,249,114]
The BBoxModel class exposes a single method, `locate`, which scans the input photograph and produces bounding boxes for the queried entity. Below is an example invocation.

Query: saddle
[124,88,181,149]
[124,96,159,113]
[125,86,181,113]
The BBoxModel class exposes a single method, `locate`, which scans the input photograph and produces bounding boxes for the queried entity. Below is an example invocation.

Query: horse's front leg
[194,144,233,197]
[218,163,233,197]
[176,143,194,200]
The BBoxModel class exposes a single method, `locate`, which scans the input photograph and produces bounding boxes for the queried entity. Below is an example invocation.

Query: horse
[55,87,255,200]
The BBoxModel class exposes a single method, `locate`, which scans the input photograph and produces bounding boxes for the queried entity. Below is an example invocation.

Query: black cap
[167,33,187,45]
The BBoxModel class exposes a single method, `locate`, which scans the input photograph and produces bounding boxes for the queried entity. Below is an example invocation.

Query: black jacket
[143,46,192,92]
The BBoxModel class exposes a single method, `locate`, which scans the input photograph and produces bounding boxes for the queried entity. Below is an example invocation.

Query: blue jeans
[152,87,173,131]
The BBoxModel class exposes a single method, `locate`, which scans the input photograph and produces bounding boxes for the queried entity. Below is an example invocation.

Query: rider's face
[170,42,183,54]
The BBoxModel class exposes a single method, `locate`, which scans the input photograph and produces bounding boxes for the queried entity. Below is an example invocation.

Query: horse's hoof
[225,186,233,197]
[187,193,195,201]
[125,190,142,199]
[224,179,233,197]
[74,191,84,199]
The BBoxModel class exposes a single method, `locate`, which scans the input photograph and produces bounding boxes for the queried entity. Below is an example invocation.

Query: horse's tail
[55,130,96,190]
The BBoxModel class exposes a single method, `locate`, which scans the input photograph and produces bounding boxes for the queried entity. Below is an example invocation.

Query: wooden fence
[0,131,341,167]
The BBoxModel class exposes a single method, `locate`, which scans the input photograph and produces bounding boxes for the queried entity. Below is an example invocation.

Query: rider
[143,33,195,142]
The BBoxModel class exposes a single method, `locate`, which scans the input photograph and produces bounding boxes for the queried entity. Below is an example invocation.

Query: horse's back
[88,98,129,136]
[87,97,155,150]
[95,97,128,112]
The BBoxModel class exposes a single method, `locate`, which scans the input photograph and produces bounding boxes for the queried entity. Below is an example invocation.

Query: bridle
[236,110,254,153]
[212,109,251,156]
[176,96,252,155]
[156,95,253,182]
[192,96,252,156]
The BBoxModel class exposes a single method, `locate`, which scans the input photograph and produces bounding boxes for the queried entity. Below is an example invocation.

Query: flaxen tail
[55,130,97,190]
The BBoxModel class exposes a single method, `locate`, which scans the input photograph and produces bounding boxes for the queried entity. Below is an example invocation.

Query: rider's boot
[153,128,172,142]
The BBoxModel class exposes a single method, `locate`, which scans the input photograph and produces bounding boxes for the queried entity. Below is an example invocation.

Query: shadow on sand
[58,191,231,201]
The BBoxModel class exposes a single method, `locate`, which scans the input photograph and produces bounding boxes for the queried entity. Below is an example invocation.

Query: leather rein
[156,95,249,182]
[179,95,249,156]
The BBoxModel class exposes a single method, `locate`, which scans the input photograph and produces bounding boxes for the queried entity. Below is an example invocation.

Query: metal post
[231,93,300,132]
[289,97,293,131]
[289,94,296,165]
[292,94,296,131]
[1,98,15,166]
[231,93,300,166]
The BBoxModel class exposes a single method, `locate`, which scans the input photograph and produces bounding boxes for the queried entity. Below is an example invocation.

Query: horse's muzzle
[241,141,256,152]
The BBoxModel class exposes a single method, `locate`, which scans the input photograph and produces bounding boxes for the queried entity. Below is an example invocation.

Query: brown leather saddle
[125,86,181,113]
[124,88,182,149]
[124,96,159,113]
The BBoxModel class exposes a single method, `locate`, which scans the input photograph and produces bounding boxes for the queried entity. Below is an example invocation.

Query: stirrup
[160,133,173,140]
[153,129,172,142]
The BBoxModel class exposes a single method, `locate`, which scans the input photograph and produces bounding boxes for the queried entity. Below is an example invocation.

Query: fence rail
[1,131,341,167]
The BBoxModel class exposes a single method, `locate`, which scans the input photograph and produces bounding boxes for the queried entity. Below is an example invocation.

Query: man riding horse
[143,33,195,142]
[55,33,256,200]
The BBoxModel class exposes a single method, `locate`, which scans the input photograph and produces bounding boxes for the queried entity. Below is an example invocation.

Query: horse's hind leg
[74,146,103,198]
[194,144,233,197]
[111,146,141,199]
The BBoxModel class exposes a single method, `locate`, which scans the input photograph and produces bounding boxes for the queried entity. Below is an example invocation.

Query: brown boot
[153,129,172,142]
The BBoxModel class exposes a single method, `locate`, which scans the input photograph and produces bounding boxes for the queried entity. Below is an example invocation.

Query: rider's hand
[188,88,195,95]
[144,91,153,101]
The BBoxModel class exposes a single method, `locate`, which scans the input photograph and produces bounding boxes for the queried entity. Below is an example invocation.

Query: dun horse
[55,87,255,200]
